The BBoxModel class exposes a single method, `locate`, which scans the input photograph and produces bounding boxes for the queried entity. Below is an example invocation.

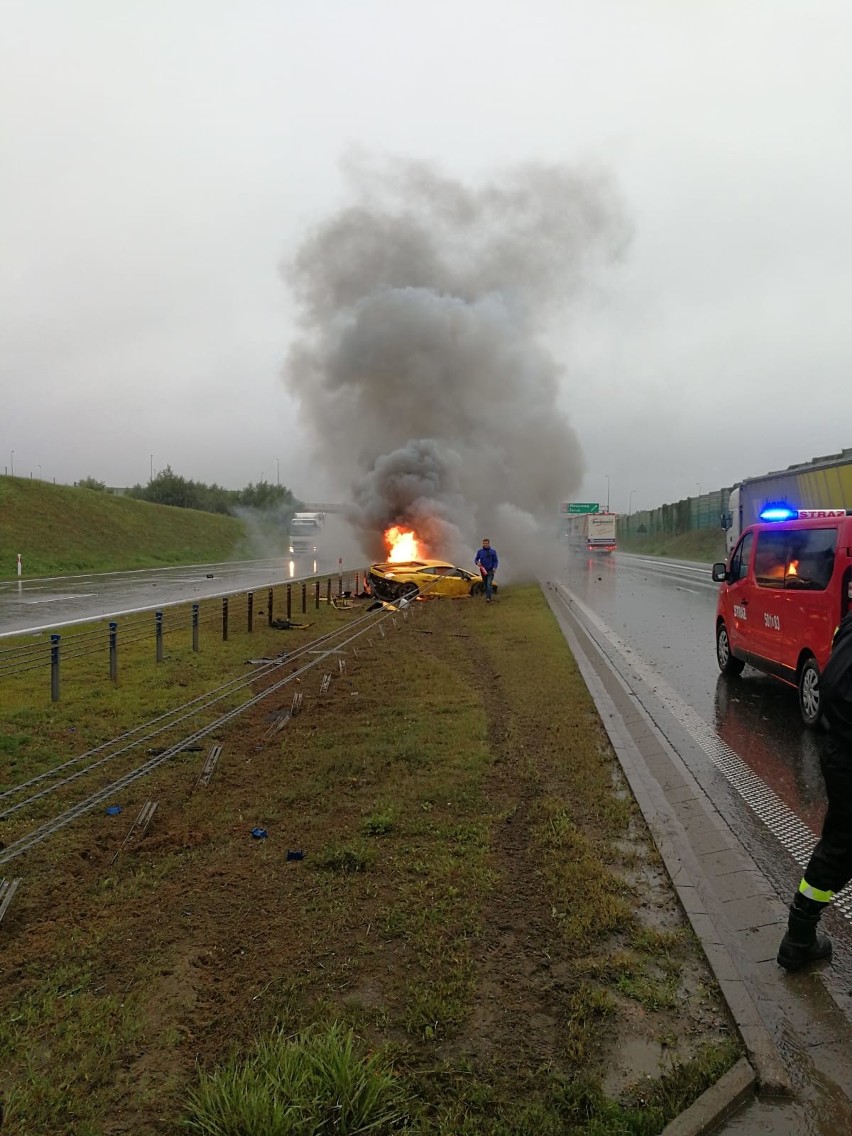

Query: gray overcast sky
[3,0,851,515]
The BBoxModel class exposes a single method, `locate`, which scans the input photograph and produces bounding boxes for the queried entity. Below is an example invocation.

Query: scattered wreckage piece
[0,877,22,926]
[265,711,290,738]
[110,800,159,866]
[265,689,306,738]
[196,744,223,789]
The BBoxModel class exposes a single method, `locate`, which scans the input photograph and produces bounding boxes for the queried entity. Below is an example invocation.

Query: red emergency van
[711,506,852,726]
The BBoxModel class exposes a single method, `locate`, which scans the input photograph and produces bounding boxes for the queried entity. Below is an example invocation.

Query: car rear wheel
[798,656,821,727]
[716,622,744,676]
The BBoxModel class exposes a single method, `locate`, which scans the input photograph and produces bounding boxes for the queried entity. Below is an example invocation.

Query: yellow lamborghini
[367,559,491,601]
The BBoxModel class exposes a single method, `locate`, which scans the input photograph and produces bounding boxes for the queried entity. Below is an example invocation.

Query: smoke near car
[282,155,629,571]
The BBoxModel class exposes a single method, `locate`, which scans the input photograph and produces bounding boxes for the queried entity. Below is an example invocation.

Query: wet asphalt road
[0,556,340,638]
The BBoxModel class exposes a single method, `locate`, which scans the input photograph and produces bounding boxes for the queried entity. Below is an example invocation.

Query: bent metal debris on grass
[0,584,741,1134]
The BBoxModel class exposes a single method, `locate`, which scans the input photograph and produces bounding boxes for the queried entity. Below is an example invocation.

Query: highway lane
[562,551,828,817]
[0,555,344,638]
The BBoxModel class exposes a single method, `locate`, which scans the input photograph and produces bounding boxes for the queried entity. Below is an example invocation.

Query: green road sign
[561,502,600,515]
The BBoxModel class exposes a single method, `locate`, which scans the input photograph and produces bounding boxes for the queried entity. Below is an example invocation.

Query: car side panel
[718,534,754,659]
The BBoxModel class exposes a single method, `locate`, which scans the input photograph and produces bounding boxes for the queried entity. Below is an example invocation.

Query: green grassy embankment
[0,476,262,578]
[618,528,726,563]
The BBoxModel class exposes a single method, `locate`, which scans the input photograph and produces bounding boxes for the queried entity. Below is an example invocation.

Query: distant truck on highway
[288,511,324,557]
[723,449,852,556]
[562,506,617,555]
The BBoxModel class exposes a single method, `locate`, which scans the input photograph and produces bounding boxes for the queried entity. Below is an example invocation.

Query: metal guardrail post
[301,582,307,614]
[222,597,229,641]
[315,580,320,610]
[267,587,274,626]
[192,603,199,652]
[247,591,254,633]
[109,621,118,682]
[155,611,164,662]
[50,633,61,702]
[286,585,292,620]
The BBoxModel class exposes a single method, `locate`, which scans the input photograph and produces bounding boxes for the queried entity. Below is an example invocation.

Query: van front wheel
[798,657,821,727]
[716,622,744,676]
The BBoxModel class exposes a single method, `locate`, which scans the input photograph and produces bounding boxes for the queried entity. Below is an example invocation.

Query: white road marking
[21,594,97,604]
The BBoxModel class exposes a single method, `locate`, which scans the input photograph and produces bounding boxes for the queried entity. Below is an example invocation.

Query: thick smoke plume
[283,156,628,569]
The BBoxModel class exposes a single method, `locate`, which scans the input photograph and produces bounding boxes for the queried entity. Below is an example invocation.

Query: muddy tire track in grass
[456,644,577,1081]
[454,588,738,1102]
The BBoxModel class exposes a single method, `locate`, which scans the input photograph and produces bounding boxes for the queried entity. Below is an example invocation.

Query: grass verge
[618,528,726,562]
[0,584,742,1134]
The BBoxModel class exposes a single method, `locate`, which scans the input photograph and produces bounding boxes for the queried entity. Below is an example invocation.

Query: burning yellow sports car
[368,559,490,601]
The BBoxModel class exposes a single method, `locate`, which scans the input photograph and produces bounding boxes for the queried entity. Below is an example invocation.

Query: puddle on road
[724,1098,805,1133]
[724,1094,846,1135]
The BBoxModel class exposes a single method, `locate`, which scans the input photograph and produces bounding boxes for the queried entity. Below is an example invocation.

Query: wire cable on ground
[0,594,423,865]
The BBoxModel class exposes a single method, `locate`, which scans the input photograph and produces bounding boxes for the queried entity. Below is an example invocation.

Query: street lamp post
[605,474,610,512]
[628,490,635,515]
[10,451,14,476]
[276,458,280,486]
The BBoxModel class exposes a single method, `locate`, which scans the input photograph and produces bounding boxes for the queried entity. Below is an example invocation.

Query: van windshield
[754,528,837,591]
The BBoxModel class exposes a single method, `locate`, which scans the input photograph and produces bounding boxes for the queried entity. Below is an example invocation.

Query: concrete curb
[543,585,788,1122]
[661,1058,756,1136]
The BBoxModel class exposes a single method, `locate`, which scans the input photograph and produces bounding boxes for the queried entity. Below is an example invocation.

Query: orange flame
[385,526,420,562]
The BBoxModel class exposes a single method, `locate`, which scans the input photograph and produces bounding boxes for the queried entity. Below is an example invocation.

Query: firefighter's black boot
[776,893,832,972]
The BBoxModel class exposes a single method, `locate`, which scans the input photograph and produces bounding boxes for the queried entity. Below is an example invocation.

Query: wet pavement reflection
[563,551,831,827]
[0,556,336,637]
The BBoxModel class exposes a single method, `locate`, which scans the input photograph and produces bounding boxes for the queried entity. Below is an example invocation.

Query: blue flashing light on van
[759,503,798,522]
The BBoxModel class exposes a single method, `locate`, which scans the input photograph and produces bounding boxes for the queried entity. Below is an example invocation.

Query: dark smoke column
[282,156,629,562]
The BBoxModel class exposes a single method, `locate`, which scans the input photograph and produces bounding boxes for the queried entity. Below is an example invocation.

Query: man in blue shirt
[474,538,499,603]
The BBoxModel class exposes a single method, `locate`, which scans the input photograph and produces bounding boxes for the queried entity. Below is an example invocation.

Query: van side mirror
[720,512,732,531]
[712,562,728,583]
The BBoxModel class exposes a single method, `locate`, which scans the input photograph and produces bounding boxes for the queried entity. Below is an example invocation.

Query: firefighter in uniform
[777,611,852,970]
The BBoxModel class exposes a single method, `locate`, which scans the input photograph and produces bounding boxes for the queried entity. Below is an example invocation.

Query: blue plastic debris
[286,850,305,861]
[105,805,122,816]
[251,828,268,839]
